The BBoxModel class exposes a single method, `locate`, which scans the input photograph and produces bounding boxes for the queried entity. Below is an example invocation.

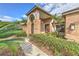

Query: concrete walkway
[20,38,48,56]
[0,36,48,56]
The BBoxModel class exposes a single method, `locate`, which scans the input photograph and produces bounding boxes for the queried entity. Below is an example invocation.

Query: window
[69,23,75,30]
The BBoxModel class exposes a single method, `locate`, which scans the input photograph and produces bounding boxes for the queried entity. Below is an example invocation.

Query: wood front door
[45,24,50,33]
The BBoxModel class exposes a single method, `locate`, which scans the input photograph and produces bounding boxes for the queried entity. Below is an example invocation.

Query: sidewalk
[20,38,48,56]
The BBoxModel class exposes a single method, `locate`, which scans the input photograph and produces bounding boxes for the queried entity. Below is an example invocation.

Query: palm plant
[53,14,65,36]
[53,14,64,24]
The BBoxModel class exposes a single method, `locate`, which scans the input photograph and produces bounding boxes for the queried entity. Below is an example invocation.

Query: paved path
[0,36,48,56]
[20,38,48,56]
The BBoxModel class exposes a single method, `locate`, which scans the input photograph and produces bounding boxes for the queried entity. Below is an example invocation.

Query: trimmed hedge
[30,34,79,56]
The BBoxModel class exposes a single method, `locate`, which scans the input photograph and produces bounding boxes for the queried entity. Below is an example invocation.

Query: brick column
[34,19,41,34]
[27,21,31,35]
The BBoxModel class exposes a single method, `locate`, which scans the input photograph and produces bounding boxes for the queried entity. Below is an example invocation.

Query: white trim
[63,9,79,15]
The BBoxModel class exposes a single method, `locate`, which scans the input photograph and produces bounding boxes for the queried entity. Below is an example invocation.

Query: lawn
[0,30,27,38]
[0,22,12,28]
[30,33,79,56]
[0,38,25,56]
[0,21,26,56]
[0,21,27,38]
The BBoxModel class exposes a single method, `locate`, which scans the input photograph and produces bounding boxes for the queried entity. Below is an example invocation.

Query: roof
[26,5,53,17]
[62,7,79,16]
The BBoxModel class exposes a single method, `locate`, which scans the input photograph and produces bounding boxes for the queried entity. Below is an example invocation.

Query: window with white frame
[69,23,75,30]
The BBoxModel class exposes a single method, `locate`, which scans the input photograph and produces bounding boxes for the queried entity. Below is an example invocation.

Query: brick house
[63,8,79,41]
[25,5,56,35]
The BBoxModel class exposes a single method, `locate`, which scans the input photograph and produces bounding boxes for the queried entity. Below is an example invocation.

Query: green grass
[0,21,27,38]
[30,33,79,56]
[0,38,24,56]
[0,22,12,28]
[0,30,27,38]
[0,23,21,33]
[0,22,25,55]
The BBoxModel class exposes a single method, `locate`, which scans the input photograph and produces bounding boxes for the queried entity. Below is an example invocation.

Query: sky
[0,3,79,22]
[0,3,35,22]
[39,3,79,14]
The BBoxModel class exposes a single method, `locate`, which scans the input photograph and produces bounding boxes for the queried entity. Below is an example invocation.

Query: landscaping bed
[30,39,53,56]
[0,38,25,56]
[30,33,79,56]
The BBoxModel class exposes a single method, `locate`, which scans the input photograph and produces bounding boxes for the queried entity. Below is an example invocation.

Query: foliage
[0,38,24,56]
[15,17,27,25]
[0,30,27,38]
[0,22,25,55]
[0,21,27,38]
[0,22,12,28]
[21,17,27,23]
[0,24,21,33]
[30,33,79,56]
[53,14,64,24]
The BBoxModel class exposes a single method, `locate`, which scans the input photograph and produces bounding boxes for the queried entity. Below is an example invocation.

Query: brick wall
[26,9,55,35]
[65,12,79,41]
[26,9,41,35]
[27,21,31,35]
[33,19,41,34]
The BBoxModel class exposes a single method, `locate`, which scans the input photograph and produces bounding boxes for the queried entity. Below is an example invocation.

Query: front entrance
[45,24,50,33]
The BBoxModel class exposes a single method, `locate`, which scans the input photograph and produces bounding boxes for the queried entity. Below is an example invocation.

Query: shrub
[0,38,25,56]
[30,34,79,56]
[0,22,11,28]
[0,30,27,38]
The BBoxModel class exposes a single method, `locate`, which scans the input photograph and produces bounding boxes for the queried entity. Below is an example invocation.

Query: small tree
[53,14,65,36]
[21,17,27,25]
[0,20,1,22]
[14,20,20,24]
[21,17,27,22]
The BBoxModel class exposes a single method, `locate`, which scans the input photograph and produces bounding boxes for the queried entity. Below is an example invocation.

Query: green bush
[30,34,79,56]
[46,32,58,37]
[0,30,27,38]
[0,21,27,38]
[0,38,24,55]
[0,24,21,33]
[0,22,11,28]
[15,30,27,37]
